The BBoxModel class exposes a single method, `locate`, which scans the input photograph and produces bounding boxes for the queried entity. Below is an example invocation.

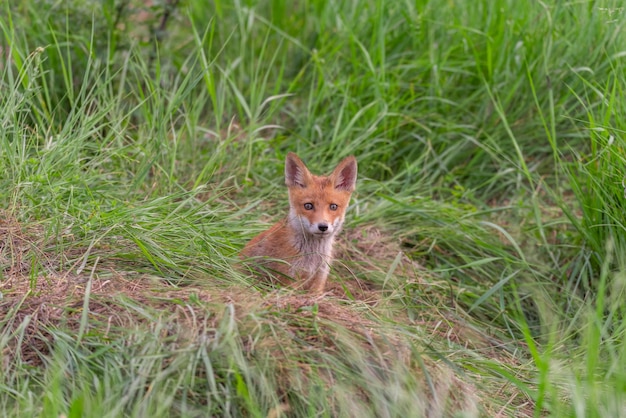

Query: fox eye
[304,203,314,210]
[329,203,338,211]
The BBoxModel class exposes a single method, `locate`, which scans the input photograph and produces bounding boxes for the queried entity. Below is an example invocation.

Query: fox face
[285,153,357,240]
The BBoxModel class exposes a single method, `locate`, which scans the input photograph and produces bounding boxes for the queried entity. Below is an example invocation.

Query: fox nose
[318,223,328,232]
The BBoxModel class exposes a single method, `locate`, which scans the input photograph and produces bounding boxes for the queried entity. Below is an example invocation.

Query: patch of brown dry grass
[0,211,531,415]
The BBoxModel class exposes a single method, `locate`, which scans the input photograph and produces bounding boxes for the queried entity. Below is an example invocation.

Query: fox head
[285,152,357,239]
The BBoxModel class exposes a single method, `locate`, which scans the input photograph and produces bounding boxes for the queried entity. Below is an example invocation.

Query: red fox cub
[241,152,358,293]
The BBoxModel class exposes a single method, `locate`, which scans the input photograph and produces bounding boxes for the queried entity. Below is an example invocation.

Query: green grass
[2,0,626,416]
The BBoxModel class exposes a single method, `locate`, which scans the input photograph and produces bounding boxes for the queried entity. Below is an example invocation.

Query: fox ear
[285,152,311,188]
[331,156,357,192]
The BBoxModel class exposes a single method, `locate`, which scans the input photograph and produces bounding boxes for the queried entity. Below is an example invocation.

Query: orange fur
[241,153,358,292]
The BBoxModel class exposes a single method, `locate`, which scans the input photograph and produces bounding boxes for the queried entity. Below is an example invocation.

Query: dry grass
[0,210,533,415]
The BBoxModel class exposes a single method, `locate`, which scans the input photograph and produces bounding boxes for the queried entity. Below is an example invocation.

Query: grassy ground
[1,0,626,416]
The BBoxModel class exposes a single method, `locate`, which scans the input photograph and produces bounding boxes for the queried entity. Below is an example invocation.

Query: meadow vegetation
[1,0,626,416]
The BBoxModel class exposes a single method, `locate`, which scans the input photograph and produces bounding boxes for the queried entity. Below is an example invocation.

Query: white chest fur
[289,230,334,280]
